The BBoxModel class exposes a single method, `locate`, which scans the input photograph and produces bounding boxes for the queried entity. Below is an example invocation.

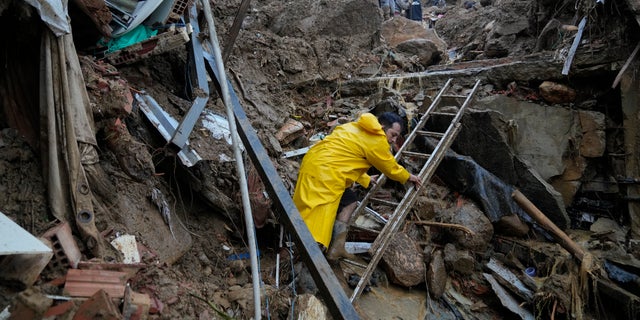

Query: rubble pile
[2,0,640,319]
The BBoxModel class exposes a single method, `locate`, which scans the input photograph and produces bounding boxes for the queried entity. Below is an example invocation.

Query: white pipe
[199,1,262,319]
[275,224,284,289]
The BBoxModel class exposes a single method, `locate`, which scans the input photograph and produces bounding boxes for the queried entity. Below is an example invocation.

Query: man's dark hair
[378,112,404,131]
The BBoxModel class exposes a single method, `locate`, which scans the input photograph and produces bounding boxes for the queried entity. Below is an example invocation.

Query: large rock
[450,96,573,228]
[441,201,494,251]
[381,16,447,53]
[381,232,425,287]
[396,39,441,67]
[443,243,476,275]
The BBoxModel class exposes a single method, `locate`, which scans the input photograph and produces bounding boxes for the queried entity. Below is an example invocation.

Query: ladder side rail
[367,79,479,253]
[361,80,474,255]
[352,80,481,302]
[349,79,454,222]
[351,124,463,302]
[395,78,453,156]
[370,123,463,253]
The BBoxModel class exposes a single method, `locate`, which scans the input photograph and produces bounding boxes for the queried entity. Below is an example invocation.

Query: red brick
[63,269,128,298]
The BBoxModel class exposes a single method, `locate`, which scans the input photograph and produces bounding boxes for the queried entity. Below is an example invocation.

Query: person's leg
[327,189,358,262]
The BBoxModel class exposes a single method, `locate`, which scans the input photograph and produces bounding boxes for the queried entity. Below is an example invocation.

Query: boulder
[382,232,425,287]
[539,81,576,104]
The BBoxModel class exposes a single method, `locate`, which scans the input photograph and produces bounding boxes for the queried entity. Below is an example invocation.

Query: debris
[110,234,141,264]
[538,81,576,104]
[73,289,121,320]
[427,250,447,299]
[150,187,176,241]
[345,242,371,254]
[562,16,587,75]
[603,260,640,287]
[512,190,586,261]
[275,118,305,146]
[227,250,262,261]
[443,244,476,275]
[41,221,82,272]
[0,211,53,289]
[292,294,330,320]
[381,232,425,287]
[122,285,151,320]
[6,287,53,320]
[281,146,310,158]
[483,273,534,320]
[612,41,640,88]
[411,220,475,235]
[486,258,534,301]
[63,269,129,298]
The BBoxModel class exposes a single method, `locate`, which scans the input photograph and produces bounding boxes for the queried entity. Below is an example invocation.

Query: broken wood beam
[410,220,475,235]
[512,189,585,261]
[612,41,640,88]
[222,0,252,63]
[334,50,623,97]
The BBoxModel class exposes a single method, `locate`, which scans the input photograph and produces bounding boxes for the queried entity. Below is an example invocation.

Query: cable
[287,233,296,320]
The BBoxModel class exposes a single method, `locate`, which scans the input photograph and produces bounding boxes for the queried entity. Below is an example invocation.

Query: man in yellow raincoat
[293,112,422,261]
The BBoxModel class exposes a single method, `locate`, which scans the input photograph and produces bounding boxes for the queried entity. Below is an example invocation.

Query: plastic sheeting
[25,0,70,36]
[419,137,530,223]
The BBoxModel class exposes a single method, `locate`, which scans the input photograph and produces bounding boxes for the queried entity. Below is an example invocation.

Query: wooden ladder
[349,78,481,302]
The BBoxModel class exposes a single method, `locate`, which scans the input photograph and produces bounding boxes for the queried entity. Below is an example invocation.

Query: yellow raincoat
[293,113,410,247]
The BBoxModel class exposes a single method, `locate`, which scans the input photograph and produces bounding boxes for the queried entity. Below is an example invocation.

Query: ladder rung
[442,94,467,99]
[430,111,457,117]
[370,197,399,207]
[401,150,431,159]
[416,130,444,139]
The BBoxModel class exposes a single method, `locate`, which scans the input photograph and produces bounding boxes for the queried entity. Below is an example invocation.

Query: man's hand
[408,174,422,188]
[370,175,380,186]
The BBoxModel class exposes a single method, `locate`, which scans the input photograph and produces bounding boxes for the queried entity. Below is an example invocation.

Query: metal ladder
[349,78,481,302]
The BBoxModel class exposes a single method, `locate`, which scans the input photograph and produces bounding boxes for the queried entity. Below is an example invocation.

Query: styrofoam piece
[345,242,372,254]
[0,211,52,255]
[110,234,141,263]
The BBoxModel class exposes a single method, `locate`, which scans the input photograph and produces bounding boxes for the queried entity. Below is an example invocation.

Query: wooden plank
[204,51,360,320]
[222,0,253,63]
[611,41,640,88]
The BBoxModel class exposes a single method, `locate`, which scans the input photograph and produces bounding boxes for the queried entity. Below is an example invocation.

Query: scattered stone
[443,243,476,275]
[427,250,447,299]
[539,81,576,104]
[294,262,318,295]
[495,214,530,237]
[441,201,493,252]
[292,294,330,320]
[275,119,305,146]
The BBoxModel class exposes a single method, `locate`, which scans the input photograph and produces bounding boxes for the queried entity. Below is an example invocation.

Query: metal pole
[200,1,262,318]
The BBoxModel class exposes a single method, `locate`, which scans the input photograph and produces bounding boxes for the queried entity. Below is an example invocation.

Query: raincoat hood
[357,113,385,135]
